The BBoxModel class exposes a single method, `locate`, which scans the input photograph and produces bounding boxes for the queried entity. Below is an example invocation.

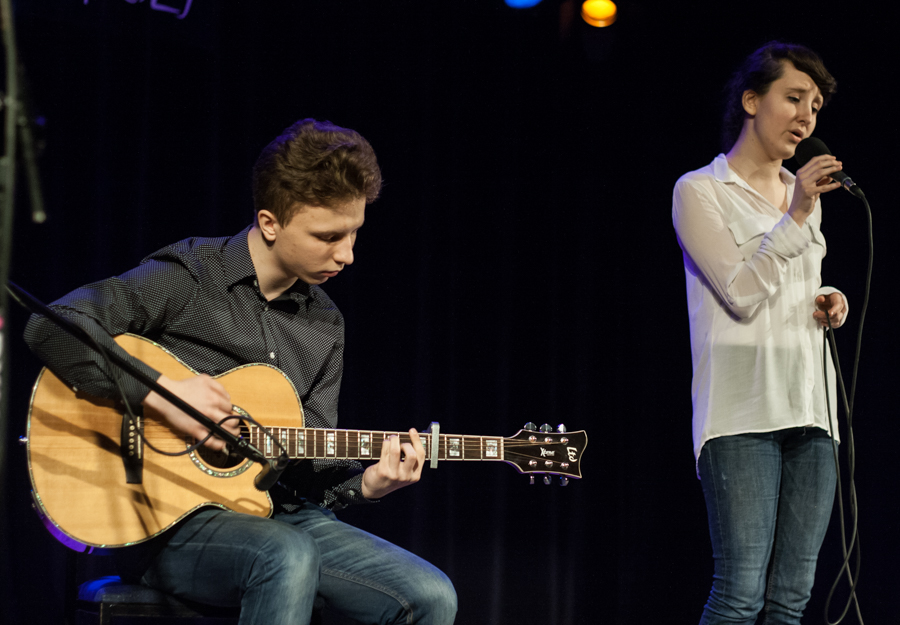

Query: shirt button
[269,352,275,359]
[253,279,258,286]
[347,490,356,497]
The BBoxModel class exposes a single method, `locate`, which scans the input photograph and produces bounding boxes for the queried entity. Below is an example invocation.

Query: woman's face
[744,61,824,161]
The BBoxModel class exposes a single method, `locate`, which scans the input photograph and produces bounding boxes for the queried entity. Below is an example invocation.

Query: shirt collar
[223,224,318,305]
[712,153,796,188]
[223,225,257,288]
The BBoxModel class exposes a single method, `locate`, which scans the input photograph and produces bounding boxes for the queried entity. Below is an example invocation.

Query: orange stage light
[581,0,617,27]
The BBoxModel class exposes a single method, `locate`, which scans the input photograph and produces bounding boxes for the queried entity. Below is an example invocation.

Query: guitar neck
[248,427,504,462]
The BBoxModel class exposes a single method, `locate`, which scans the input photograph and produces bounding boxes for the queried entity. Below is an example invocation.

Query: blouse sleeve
[673,177,813,319]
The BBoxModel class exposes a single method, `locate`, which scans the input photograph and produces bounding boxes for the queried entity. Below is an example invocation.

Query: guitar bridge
[121,410,144,484]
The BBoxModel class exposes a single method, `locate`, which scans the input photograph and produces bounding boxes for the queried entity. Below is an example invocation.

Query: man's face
[270,197,366,285]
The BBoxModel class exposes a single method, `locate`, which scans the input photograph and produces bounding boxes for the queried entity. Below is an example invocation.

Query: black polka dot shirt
[24,225,370,511]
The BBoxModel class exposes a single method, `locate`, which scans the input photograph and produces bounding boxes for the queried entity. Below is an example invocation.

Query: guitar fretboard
[248,427,504,462]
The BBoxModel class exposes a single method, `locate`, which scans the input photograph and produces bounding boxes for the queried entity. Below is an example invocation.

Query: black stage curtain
[3,2,897,623]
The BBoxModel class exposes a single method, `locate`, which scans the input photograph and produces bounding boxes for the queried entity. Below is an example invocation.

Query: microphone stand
[0,0,36,571]
[6,280,286,491]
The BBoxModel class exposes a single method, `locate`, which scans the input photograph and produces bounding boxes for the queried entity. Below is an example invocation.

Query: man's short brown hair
[252,118,382,224]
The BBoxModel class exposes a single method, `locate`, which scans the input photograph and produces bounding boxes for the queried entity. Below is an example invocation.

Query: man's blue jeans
[698,427,837,625]
[133,503,457,625]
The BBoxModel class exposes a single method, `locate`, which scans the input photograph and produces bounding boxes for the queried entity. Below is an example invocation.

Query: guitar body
[27,334,305,548]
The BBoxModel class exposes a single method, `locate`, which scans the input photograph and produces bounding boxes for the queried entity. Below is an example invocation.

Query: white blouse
[673,154,845,463]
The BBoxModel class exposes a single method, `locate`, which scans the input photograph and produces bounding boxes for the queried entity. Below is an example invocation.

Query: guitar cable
[60,323,227,458]
[57,320,294,461]
[100,349,291,494]
[106,361,289,461]
[103,352,291,493]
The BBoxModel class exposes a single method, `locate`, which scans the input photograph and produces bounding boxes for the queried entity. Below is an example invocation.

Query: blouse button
[269,352,276,359]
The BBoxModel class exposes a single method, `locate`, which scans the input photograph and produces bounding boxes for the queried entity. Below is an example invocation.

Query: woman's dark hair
[722,42,837,152]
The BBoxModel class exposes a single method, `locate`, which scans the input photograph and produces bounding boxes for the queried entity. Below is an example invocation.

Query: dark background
[2,1,896,623]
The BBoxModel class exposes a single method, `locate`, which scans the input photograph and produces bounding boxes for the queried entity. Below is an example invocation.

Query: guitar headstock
[503,423,587,483]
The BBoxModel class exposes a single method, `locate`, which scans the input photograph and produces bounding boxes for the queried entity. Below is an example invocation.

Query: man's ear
[741,89,758,116]
[257,210,279,243]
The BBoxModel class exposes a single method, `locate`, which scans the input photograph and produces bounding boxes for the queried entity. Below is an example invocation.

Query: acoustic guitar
[25,334,587,548]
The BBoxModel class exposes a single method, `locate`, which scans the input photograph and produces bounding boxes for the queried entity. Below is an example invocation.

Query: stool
[75,576,328,624]
[75,576,240,624]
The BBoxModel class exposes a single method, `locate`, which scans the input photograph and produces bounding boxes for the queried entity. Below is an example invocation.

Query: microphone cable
[822,192,872,625]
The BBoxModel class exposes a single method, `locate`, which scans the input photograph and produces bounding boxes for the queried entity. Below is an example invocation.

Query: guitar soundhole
[192,422,251,470]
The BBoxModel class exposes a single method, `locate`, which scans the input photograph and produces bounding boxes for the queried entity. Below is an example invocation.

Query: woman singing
[672,42,847,624]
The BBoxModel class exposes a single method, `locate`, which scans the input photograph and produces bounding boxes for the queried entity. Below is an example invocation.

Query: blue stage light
[505,0,543,8]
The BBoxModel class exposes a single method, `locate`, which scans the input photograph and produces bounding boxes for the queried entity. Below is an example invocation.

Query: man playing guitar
[24,119,458,625]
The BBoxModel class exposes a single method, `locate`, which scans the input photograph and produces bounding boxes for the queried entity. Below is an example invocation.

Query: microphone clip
[253,454,290,492]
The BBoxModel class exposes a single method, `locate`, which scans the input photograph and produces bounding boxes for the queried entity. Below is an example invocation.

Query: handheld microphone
[795,137,864,199]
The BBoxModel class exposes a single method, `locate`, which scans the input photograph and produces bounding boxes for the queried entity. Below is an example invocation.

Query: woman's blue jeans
[698,427,837,625]
[132,503,457,625]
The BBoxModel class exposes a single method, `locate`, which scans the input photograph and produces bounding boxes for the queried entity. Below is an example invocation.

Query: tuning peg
[523,422,538,432]
[560,477,569,486]
[557,424,567,433]
[539,423,552,433]
[529,476,535,485]
[543,475,551,485]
